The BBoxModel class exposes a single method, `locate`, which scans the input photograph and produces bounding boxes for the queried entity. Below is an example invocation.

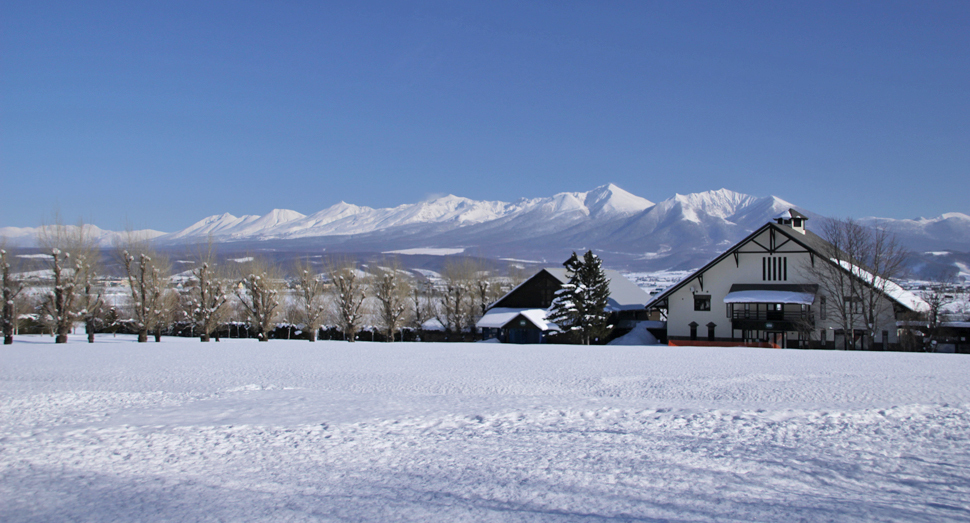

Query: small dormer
[774,208,808,234]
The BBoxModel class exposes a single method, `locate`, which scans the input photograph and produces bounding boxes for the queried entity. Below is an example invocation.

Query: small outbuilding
[478,268,651,343]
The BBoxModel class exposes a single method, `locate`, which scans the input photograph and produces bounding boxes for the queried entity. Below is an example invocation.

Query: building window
[762,256,788,281]
[845,296,862,314]
[694,295,711,311]
[820,296,826,320]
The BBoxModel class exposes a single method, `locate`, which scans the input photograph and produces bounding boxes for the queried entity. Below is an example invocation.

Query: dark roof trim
[729,284,819,293]
[648,221,921,312]
[648,222,830,308]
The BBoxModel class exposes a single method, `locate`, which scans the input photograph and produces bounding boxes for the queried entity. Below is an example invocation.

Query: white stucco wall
[666,225,902,345]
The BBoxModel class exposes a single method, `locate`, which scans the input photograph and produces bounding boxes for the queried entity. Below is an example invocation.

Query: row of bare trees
[1,220,525,344]
[228,256,518,343]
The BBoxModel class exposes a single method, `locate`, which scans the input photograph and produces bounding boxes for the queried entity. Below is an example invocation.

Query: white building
[648,210,928,349]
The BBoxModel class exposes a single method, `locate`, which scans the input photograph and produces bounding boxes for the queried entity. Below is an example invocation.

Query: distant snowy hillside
[859,212,970,252]
[3,184,967,274]
[0,224,165,248]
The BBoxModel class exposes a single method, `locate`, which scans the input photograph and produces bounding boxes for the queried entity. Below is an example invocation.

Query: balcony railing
[731,310,812,323]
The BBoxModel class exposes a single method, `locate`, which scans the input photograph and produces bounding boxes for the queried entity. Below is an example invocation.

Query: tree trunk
[154,331,161,342]
[87,322,96,343]
[56,325,69,344]
[201,333,210,342]
[4,335,12,345]
[308,330,316,342]
[138,329,148,343]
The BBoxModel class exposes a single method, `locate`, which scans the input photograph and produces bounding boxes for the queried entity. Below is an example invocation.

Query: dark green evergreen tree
[547,250,612,344]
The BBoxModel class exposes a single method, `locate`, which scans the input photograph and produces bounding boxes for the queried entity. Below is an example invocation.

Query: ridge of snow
[224,209,306,238]
[832,259,929,313]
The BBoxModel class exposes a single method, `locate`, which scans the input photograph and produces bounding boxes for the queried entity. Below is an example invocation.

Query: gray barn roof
[543,268,650,311]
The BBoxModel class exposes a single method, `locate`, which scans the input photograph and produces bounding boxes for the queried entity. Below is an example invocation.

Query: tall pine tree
[547,250,612,344]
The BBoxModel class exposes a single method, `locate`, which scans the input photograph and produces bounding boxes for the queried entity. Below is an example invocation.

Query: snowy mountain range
[2,184,968,272]
[158,184,653,242]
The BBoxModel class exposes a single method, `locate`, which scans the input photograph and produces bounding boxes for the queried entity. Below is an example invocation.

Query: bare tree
[409,279,433,332]
[435,259,476,339]
[921,275,956,351]
[327,260,368,342]
[474,267,506,318]
[187,240,231,342]
[812,218,909,350]
[119,237,171,343]
[292,257,326,342]
[152,289,181,342]
[37,216,100,343]
[12,292,39,337]
[372,258,412,342]
[1,246,25,345]
[235,257,283,342]
[497,262,527,298]
[77,265,106,344]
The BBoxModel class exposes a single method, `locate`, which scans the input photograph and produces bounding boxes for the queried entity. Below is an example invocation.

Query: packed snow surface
[2,336,969,522]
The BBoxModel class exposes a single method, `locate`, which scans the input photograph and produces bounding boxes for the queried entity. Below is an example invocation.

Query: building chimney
[774,209,807,234]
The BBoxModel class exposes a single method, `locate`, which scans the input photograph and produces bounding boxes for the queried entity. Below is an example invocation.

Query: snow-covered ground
[2,336,969,522]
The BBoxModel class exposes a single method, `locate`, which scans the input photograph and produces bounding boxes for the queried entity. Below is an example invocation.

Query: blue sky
[2,1,967,231]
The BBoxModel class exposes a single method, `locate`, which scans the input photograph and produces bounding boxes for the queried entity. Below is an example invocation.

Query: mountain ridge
[2,184,967,273]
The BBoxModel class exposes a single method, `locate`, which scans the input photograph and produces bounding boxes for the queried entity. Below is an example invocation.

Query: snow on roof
[543,268,650,311]
[775,208,807,220]
[724,290,816,305]
[476,308,560,331]
[420,318,445,331]
[832,259,929,313]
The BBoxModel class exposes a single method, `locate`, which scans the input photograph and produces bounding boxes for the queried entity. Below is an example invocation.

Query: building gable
[491,269,566,309]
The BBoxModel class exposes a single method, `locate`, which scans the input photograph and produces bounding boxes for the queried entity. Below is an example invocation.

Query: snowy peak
[166,213,254,240]
[940,212,970,221]
[582,183,654,218]
[668,189,755,220]
[650,189,796,225]
[391,194,512,226]
[297,202,371,227]
[226,209,306,238]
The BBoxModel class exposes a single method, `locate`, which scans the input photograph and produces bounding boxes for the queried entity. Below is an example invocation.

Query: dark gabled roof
[489,268,563,309]
[489,266,651,312]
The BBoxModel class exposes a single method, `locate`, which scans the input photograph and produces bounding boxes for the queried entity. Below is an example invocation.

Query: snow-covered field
[2,336,969,522]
